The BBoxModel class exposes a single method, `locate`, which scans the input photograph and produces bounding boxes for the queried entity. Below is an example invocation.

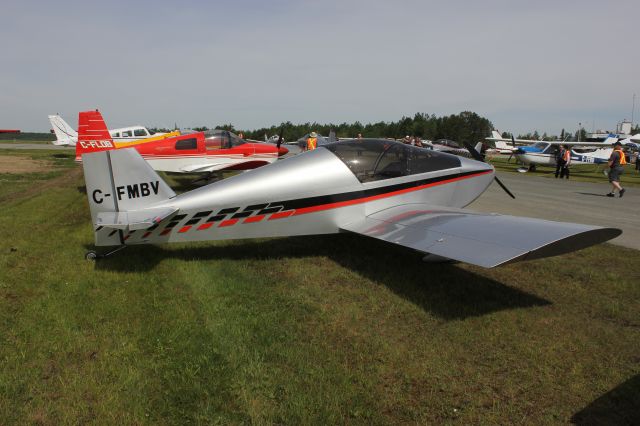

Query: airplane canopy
[324,139,461,183]
[204,129,246,149]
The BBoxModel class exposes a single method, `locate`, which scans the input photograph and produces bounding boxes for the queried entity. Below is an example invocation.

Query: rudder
[82,148,177,246]
[48,114,78,146]
[75,110,116,161]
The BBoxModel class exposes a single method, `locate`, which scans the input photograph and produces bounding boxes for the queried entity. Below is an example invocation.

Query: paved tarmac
[469,172,639,250]
[0,143,71,150]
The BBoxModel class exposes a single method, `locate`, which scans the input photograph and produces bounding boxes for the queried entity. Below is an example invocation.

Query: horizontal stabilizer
[340,204,621,268]
[96,207,178,231]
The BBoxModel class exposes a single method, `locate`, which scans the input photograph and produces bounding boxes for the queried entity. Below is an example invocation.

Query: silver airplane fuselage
[90,143,494,246]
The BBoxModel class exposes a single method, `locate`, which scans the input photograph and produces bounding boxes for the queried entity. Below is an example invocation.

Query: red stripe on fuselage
[219,219,239,227]
[268,211,295,220]
[291,170,492,216]
[243,215,265,223]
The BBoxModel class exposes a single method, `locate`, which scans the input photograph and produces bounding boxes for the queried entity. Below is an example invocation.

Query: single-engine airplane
[485,131,520,155]
[75,110,288,174]
[80,137,621,268]
[49,114,175,147]
[486,131,621,171]
[511,136,619,172]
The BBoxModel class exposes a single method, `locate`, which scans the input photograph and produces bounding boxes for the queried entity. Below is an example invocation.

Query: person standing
[606,141,627,197]
[559,144,571,179]
[306,132,318,151]
[555,145,566,178]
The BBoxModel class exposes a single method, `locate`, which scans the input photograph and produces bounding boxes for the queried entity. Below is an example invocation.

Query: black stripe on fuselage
[275,169,485,211]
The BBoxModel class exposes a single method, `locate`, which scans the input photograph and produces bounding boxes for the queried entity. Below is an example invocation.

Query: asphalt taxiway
[469,172,639,250]
[0,143,71,150]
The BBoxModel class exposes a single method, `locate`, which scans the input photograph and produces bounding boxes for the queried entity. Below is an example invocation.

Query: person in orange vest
[606,141,627,197]
[559,144,571,179]
[307,132,318,151]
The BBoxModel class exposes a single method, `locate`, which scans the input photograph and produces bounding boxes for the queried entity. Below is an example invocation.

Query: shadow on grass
[571,374,640,425]
[91,234,550,320]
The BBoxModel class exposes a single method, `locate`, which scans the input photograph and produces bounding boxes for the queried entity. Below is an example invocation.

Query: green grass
[488,155,640,187]
[0,150,638,424]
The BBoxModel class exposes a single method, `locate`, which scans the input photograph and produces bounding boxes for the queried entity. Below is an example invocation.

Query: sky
[1,0,639,135]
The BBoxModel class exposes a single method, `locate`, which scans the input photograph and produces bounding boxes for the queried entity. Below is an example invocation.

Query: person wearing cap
[606,141,627,197]
[306,132,318,151]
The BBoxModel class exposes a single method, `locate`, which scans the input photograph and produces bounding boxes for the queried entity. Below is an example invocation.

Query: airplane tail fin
[491,130,503,140]
[494,140,508,150]
[82,148,177,246]
[602,133,618,145]
[75,110,116,161]
[48,114,78,146]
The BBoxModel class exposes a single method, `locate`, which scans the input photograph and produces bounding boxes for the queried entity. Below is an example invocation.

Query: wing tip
[496,227,622,267]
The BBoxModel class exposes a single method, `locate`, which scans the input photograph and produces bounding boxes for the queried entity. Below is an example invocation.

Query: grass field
[488,155,640,187]
[0,149,639,424]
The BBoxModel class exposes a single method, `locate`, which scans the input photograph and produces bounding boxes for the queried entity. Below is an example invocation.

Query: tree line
[160,111,495,143]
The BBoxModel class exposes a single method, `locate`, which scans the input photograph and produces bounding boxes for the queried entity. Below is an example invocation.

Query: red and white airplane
[75,110,288,173]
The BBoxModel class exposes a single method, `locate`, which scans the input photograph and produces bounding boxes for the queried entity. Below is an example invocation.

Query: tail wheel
[85,251,98,261]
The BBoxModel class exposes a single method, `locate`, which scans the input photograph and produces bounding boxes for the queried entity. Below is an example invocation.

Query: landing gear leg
[85,245,127,261]
[528,164,537,172]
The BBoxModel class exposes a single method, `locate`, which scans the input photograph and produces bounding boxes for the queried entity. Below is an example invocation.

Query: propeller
[506,135,516,162]
[462,140,515,199]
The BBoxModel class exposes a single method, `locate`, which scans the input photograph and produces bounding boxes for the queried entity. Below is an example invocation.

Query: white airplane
[48,114,169,146]
[512,137,620,172]
[486,130,623,171]
[485,131,519,155]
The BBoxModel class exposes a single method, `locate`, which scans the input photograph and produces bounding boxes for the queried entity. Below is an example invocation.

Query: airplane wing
[487,135,618,147]
[96,207,178,231]
[340,204,620,268]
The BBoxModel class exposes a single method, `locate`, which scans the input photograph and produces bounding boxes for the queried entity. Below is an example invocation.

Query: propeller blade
[463,140,516,199]
[494,176,515,199]
[507,153,513,163]
[461,140,484,162]
[511,135,516,147]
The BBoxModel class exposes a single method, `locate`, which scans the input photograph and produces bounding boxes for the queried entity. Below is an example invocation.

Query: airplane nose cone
[278,146,289,156]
